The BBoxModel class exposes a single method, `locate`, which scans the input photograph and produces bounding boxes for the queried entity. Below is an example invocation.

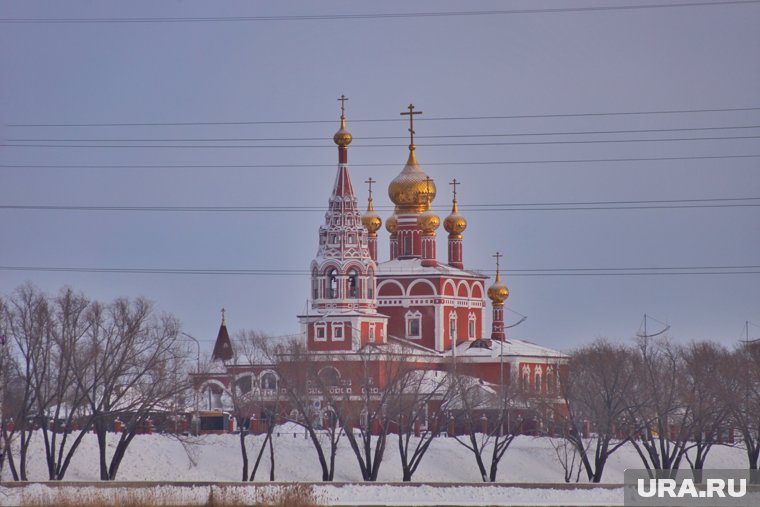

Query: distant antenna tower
[740,320,760,345]
[636,313,670,339]
[503,307,528,330]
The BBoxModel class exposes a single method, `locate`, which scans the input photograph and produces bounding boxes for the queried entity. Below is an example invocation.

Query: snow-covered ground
[0,425,752,505]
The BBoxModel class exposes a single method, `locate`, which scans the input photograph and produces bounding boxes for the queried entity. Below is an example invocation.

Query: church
[198,98,567,433]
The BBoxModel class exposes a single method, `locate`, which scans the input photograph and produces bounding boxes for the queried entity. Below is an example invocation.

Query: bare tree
[446,362,525,483]
[72,297,187,480]
[726,340,760,471]
[558,339,640,483]
[1,284,49,480]
[333,345,410,482]
[391,368,448,482]
[548,437,585,483]
[679,341,732,471]
[272,339,344,481]
[626,337,693,476]
[228,330,279,482]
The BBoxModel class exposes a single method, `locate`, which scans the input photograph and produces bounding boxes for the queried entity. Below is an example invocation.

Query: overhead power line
[7,106,760,128]
[1,265,758,277]
[2,154,760,169]
[5,135,760,149]
[9,124,760,142]
[2,197,758,213]
[2,1,759,24]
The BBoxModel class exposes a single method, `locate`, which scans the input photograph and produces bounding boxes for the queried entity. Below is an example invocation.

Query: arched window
[468,313,477,339]
[521,365,530,391]
[327,268,338,298]
[534,366,543,394]
[312,268,319,300]
[367,270,375,299]
[235,375,253,394]
[546,366,555,395]
[261,372,278,390]
[318,366,341,387]
[449,311,457,341]
[348,269,359,298]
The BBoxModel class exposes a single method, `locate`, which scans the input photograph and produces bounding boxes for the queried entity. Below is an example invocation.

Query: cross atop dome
[333,94,352,151]
[400,103,422,150]
[338,94,348,119]
[449,178,460,200]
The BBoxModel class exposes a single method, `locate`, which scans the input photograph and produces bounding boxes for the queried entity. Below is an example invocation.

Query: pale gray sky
[1,0,759,353]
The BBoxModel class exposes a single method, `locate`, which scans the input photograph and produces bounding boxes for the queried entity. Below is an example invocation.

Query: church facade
[199,99,567,433]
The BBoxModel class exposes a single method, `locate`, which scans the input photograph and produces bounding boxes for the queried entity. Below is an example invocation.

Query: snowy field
[0,426,752,505]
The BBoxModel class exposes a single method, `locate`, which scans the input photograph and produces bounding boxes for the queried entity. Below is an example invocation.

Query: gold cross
[493,251,503,272]
[400,103,422,147]
[449,178,460,199]
[365,177,376,199]
[337,94,348,118]
[424,176,433,194]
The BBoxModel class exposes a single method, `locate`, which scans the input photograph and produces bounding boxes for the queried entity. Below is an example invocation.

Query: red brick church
[196,98,567,433]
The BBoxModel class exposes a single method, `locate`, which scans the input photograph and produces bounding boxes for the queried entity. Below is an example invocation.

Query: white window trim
[405,310,422,339]
[468,312,477,339]
[332,322,344,341]
[448,311,457,341]
[314,323,327,342]
[369,324,375,342]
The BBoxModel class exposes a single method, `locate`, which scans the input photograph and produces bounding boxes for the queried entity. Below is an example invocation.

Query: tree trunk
[95,419,109,480]
[238,425,249,481]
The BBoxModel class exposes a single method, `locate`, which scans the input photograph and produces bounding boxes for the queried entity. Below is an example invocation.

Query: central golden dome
[388,148,436,214]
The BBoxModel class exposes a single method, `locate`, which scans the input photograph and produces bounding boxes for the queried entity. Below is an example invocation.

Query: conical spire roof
[211,309,233,362]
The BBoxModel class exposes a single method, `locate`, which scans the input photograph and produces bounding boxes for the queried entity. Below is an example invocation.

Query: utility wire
[5,135,760,149]
[2,197,759,213]
[0,265,757,277]
[8,107,760,128]
[3,154,760,169]
[1,1,759,24]
[9,124,760,142]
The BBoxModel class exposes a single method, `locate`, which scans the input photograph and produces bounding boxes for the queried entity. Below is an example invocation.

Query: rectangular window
[333,324,344,341]
[468,319,476,339]
[369,324,375,342]
[408,318,420,338]
[449,318,456,340]
[315,324,326,342]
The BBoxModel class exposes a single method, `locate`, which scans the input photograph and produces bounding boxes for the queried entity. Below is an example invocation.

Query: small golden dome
[417,195,440,234]
[487,271,510,305]
[388,148,436,214]
[385,214,398,234]
[443,199,467,237]
[333,117,352,147]
[361,198,382,235]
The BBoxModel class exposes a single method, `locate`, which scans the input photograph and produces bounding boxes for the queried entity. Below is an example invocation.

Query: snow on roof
[455,338,568,360]
[377,257,486,279]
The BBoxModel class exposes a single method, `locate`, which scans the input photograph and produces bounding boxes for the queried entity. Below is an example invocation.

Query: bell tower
[299,96,388,351]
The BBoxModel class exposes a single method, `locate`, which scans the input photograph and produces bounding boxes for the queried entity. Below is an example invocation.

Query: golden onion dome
[385,214,398,234]
[361,198,382,235]
[333,116,352,147]
[487,271,510,305]
[443,199,467,237]
[388,148,436,214]
[417,195,440,234]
